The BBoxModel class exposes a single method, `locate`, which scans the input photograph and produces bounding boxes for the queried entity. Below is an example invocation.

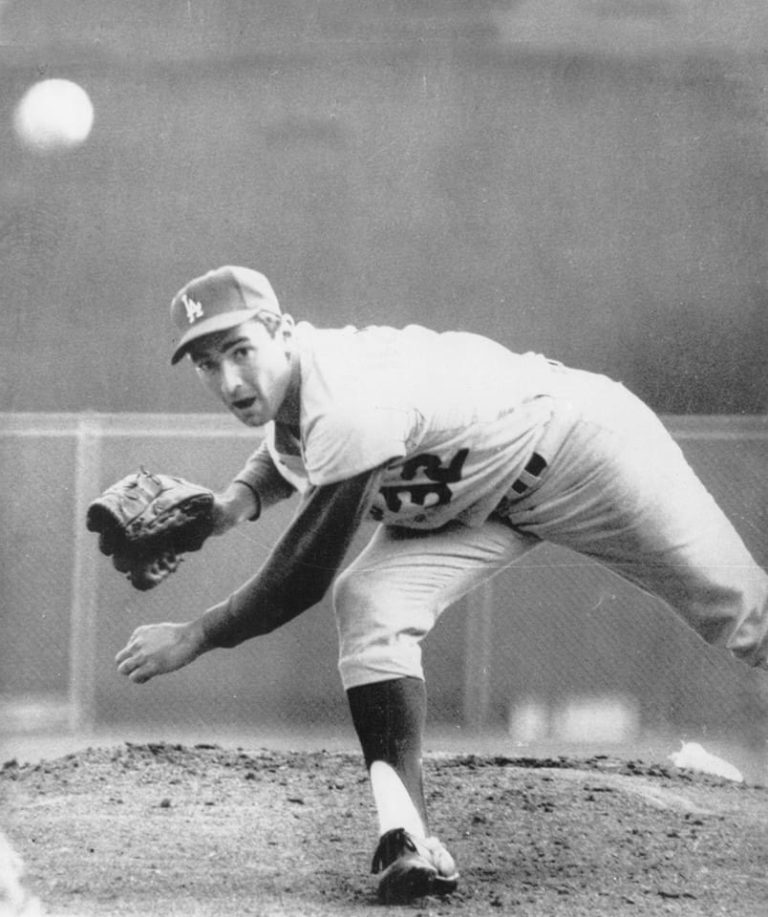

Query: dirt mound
[1,743,766,916]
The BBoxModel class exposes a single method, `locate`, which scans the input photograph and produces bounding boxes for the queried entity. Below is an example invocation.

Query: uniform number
[375,449,469,515]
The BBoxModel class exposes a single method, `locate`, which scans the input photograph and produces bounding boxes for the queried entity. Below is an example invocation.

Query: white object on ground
[668,741,744,783]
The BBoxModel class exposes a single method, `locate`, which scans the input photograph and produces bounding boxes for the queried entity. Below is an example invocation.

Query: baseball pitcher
[91,265,768,903]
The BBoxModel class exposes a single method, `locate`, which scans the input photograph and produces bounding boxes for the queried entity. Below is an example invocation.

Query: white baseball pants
[333,369,768,689]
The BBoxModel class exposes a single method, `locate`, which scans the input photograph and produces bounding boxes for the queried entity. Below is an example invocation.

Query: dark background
[1,0,767,416]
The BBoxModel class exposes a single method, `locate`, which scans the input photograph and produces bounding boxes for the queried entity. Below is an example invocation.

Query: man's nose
[220,360,242,396]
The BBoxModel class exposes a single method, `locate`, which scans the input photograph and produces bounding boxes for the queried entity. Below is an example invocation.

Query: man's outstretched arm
[115,466,382,683]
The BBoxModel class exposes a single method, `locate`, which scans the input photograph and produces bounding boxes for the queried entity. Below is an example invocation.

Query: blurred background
[1,1,767,779]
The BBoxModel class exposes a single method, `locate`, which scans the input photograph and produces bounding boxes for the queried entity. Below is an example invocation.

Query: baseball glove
[86,468,215,590]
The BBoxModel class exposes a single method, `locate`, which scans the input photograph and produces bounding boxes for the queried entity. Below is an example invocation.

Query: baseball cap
[169,265,282,365]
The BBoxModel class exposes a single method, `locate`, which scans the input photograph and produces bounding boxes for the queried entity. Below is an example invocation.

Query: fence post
[68,414,103,733]
[462,581,495,730]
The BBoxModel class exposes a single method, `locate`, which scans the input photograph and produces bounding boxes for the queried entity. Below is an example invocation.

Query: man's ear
[280,314,295,338]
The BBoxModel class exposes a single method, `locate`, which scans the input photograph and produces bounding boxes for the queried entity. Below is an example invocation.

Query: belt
[509,452,548,496]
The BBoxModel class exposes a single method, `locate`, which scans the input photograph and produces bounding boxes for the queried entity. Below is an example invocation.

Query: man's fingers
[115,636,155,683]
[114,627,144,663]
[115,638,141,668]
[115,626,151,665]
[116,654,136,676]
[114,644,133,666]
[112,622,192,684]
[116,654,155,684]
[128,666,153,685]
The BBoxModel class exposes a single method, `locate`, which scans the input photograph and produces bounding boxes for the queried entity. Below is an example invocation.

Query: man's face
[189,317,296,427]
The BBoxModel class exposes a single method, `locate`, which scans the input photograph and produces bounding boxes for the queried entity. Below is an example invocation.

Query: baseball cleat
[371,827,459,903]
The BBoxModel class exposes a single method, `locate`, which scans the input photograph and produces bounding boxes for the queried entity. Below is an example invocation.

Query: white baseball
[13,78,94,153]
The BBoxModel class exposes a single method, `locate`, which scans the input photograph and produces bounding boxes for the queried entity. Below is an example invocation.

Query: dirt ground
[2,742,767,917]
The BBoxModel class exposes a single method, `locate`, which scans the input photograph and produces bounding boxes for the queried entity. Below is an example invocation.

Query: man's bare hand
[115,620,210,684]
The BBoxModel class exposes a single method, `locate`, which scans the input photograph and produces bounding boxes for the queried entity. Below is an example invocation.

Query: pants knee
[333,566,434,690]
[332,564,366,619]
[720,576,768,668]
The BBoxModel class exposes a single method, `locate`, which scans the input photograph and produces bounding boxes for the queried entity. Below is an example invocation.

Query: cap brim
[170,308,263,364]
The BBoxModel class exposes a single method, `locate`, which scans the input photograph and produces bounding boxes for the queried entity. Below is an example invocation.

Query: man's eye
[233,346,251,361]
[195,360,215,373]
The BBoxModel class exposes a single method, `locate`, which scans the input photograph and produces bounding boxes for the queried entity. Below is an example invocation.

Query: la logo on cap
[181,293,204,324]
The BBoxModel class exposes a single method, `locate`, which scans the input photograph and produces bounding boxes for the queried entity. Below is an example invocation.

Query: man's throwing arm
[199,466,383,647]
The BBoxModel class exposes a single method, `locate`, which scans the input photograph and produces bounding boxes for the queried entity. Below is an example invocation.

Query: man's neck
[275,354,301,429]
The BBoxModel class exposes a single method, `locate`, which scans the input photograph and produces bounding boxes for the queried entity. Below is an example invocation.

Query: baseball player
[114,265,768,903]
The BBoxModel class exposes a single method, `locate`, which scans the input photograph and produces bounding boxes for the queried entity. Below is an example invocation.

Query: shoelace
[371,828,418,874]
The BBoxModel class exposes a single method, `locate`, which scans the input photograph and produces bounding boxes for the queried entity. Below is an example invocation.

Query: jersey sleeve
[232,441,297,511]
[198,466,382,647]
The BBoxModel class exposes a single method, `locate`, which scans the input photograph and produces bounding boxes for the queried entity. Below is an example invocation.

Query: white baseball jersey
[265,322,559,529]
[203,320,768,677]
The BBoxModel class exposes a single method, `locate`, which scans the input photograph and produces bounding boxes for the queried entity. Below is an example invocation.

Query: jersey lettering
[375,449,469,516]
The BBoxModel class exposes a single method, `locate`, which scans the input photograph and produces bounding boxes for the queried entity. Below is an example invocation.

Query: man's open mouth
[233,397,257,410]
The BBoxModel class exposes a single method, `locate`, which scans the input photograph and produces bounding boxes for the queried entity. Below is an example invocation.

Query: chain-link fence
[2,413,767,771]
